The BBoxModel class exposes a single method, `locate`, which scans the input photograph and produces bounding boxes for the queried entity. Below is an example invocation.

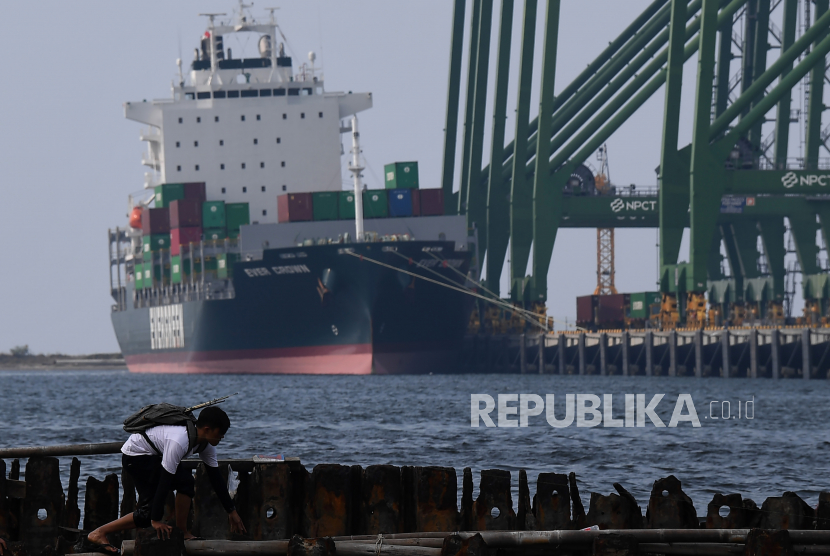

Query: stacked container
[154,183,185,208]
[278,193,313,222]
[203,201,226,241]
[312,192,339,221]
[338,192,356,219]
[384,162,419,189]
[225,203,250,239]
[418,189,445,216]
[387,189,420,217]
[363,190,388,218]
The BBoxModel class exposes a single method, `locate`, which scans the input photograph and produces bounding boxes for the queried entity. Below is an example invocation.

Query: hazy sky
[0,1,811,354]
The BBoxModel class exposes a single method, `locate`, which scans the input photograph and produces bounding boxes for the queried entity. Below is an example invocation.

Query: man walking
[85,406,245,553]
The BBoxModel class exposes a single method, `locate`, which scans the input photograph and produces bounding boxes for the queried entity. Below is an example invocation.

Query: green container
[228,230,240,239]
[204,228,227,241]
[134,263,144,289]
[217,253,241,280]
[384,162,419,189]
[363,190,388,218]
[312,192,339,221]
[154,183,185,208]
[171,255,191,284]
[629,292,662,320]
[339,191,356,219]
[142,234,170,256]
[225,203,250,231]
[203,201,226,228]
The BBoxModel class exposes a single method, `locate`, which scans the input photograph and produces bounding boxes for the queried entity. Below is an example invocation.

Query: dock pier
[460,328,830,378]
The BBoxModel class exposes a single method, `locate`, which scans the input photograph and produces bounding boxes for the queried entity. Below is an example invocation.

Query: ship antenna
[348,116,365,242]
[265,7,280,26]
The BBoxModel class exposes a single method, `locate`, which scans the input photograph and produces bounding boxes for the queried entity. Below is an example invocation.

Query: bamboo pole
[0,442,124,459]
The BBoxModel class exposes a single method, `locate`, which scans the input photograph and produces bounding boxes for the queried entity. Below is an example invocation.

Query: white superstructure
[124,3,372,225]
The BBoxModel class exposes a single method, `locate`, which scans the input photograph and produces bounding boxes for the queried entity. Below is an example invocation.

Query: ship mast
[348,116,365,241]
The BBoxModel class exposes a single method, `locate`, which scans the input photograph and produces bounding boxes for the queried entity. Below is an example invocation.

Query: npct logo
[610,198,625,212]
[781,172,798,188]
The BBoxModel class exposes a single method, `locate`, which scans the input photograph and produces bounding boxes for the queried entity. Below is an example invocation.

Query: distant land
[0,351,126,370]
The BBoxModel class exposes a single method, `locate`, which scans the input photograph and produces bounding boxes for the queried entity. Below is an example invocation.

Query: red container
[278,193,313,222]
[141,207,170,235]
[170,227,203,256]
[184,182,206,203]
[169,199,202,228]
[576,295,596,327]
[411,189,421,216]
[597,294,627,327]
[419,189,444,216]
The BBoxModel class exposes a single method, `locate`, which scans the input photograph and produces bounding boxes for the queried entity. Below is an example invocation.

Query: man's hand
[228,510,246,535]
[151,520,173,540]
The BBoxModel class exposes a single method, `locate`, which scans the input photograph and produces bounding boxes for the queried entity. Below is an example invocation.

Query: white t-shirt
[121,425,218,474]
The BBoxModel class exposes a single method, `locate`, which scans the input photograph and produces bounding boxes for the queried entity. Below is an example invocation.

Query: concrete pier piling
[460,328,830,377]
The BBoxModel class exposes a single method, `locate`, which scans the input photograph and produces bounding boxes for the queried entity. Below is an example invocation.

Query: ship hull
[112,240,473,375]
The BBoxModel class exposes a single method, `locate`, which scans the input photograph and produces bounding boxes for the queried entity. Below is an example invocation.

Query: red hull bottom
[124,342,461,375]
[125,344,373,375]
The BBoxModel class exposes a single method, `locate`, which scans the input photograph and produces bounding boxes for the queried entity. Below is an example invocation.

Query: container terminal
[107,0,830,374]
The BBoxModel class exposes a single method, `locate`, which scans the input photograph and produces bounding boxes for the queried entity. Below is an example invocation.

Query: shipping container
[338,191,356,219]
[363,190,388,218]
[576,295,596,327]
[170,227,202,256]
[217,253,241,280]
[384,162,420,189]
[171,255,183,284]
[597,294,628,328]
[312,192,339,221]
[134,263,144,290]
[154,183,185,208]
[203,201,226,228]
[628,292,662,320]
[183,182,206,203]
[225,203,250,231]
[204,228,227,241]
[277,193,313,222]
[387,189,414,217]
[142,234,170,256]
[418,189,444,216]
[141,207,170,235]
[228,230,240,240]
[169,199,202,228]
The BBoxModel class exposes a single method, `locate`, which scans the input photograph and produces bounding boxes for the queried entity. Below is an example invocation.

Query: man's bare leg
[87,514,136,552]
[175,493,195,539]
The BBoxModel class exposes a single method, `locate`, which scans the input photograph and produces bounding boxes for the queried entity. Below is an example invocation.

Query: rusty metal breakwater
[2,456,830,555]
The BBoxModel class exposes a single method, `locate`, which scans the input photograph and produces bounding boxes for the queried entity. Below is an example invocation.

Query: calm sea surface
[0,370,828,516]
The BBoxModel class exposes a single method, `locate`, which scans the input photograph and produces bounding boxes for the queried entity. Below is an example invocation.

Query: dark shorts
[122,453,195,528]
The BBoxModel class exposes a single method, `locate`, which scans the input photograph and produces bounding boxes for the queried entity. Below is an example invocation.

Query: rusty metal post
[62,457,80,529]
[744,529,795,556]
[750,328,758,378]
[621,331,630,376]
[721,328,730,378]
[600,332,608,376]
[646,476,697,529]
[459,468,473,532]
[772,328,780,379]
[668,331,677,377]
[472,470,515,531]
[361,465,403,535]
[803,328,812,380]
[535,473,570,530]
[758,493,815,529]
[194,463,232,539]
[239,462,296,540]
[303,464,359,538]
[20,457,64,555]
[520,334,527,374]
[83,474,120,532]
[578,333,586,375]
[517,470,535,531]
[586,484,642,530]
[0,460,8,542]
[645,331,653,376]
[404,467,458,533]
[694,330,703,378]
[558,334,566,375]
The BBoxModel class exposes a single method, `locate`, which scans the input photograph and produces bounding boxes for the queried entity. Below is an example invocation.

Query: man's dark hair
[196,406,231,434]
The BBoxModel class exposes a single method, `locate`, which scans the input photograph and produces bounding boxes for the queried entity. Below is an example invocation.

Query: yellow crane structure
[593,145,617,296]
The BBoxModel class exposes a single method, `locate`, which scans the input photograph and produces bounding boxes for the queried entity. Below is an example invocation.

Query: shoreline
[0,353,127,370]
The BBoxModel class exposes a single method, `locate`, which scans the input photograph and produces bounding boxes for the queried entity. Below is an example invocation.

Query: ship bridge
[124,2,372,226]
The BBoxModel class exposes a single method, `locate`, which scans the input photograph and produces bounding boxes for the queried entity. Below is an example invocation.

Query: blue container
[387,188,414,217]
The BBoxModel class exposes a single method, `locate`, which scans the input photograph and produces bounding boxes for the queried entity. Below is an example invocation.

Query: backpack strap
[140,430,162,456]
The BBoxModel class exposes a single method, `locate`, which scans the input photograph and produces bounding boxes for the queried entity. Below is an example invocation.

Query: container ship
[107,5,474,374]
